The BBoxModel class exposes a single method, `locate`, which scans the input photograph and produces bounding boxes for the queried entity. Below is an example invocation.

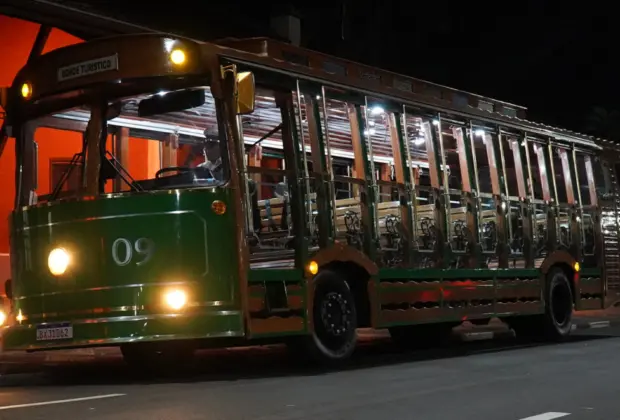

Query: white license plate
[36,323,73,341]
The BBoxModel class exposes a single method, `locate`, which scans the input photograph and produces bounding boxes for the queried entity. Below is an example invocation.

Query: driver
[196,128,223,181]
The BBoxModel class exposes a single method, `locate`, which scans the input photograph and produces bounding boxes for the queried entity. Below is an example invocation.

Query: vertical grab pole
[295,80,314,234]
[321,86,338,240]
[364,97,380,243]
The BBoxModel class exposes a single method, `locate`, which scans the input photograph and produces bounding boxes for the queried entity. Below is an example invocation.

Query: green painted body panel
[2,186,603,351]
[3,188,244,350]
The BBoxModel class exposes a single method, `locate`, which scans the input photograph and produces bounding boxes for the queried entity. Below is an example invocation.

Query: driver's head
[205,140,220,162]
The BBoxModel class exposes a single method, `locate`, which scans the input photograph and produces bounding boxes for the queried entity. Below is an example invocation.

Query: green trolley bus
[0,33,618,365]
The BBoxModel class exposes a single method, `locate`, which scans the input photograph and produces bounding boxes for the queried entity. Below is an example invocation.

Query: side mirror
[5,278,12,300]
[138,89,205,118]
[235,71,255,115]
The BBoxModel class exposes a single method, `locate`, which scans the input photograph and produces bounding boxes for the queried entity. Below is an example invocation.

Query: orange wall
[0,16,83,253]
[0,16,163,255]
[34,127,83,196]
[33,131,155,195]
[0,15,82,86]
[0,137,15,254]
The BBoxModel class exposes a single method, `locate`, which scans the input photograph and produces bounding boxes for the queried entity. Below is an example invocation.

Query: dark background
[57,0,620,138]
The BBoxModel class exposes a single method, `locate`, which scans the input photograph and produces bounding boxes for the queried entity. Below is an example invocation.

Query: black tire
[288,269,358,365]
[120,340,196,370]
[508,267,573,340]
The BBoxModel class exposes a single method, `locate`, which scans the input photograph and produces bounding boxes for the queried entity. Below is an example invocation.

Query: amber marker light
[211,200,226,215]
[21,82,32,99]
[307,260,319,275]
[574,262,581,272]
[170,48,186,65]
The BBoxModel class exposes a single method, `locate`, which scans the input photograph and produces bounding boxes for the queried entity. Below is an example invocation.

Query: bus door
[598,159,620,293]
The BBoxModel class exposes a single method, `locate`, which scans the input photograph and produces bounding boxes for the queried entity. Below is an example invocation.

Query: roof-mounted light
[170,49,186,65]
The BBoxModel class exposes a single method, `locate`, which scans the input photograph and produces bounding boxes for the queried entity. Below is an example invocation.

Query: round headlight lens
[48,247,70,276]
[164,289,187,311]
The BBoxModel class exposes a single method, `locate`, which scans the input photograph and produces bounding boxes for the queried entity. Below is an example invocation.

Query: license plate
[36,323,73,341]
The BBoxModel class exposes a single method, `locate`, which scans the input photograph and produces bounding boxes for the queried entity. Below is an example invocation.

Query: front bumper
[1,310,243,351]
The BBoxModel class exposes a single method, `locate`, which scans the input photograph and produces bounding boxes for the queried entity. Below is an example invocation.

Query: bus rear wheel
[120,340,196,369]
[289,269,358,365]
[508,267,574,340]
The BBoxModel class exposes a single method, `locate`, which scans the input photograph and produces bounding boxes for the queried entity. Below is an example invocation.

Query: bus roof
[10,33,610,151]
[213,38,607,150]
[219,37,528,115]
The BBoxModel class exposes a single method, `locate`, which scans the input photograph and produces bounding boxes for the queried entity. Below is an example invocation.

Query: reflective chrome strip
[4,330,244,352]
[14,281,215,300]
[15,310,241,327]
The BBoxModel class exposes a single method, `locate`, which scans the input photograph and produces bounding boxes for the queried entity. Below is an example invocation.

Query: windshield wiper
[104,150,143,192]
[50,147,143,202]
[50,151,84,201]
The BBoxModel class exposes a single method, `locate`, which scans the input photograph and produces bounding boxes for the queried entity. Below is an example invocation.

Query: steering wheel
[155,166,218,181]
[155,166,192,178]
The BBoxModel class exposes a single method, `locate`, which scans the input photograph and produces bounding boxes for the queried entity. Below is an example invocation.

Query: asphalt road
[0,328,619,420]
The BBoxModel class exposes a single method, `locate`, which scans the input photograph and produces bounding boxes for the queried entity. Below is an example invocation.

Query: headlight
[48,247,70,276]
[164,289,187,311]
[0,310,6,326]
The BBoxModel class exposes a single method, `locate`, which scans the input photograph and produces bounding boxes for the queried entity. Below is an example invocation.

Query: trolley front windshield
[18,85,229,204]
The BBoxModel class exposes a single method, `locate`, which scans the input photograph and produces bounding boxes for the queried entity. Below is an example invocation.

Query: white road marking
[519,412,570,420]
[0,394,125,410]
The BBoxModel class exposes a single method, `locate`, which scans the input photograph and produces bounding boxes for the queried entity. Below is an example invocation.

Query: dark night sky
[64,0,620,137]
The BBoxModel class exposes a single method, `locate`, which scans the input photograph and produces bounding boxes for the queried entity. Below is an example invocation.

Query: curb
[460,320,616,341]
[461,330,514,341]
[357,328,515,341]
[572,320,615,331]
[358,318,619,342]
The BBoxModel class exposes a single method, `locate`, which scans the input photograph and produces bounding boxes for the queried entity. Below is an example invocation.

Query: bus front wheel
[289,269,358,365]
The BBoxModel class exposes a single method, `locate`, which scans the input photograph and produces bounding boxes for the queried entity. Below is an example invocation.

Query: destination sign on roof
[57,54,119,82]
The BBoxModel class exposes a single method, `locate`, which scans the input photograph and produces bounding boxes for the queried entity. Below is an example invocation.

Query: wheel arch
[309,244,378,328]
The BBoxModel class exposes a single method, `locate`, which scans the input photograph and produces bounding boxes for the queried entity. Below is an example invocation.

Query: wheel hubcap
[551,281,571,327]
[320,292,352,337]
